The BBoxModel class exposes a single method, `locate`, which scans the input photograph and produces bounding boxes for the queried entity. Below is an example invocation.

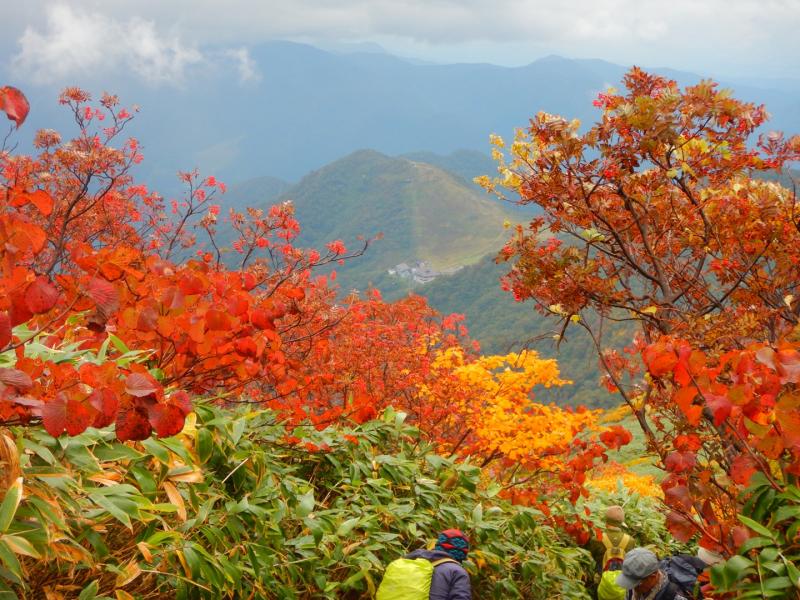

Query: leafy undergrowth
[1,406,594,599]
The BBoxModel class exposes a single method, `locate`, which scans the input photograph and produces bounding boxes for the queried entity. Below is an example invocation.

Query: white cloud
[11,4,203,85]
[225,47,261,83]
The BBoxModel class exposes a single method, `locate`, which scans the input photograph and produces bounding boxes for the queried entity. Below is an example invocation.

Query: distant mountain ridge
[10,41,799,194]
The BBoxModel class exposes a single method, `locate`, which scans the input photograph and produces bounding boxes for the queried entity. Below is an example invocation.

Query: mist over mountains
[7,41,799,195]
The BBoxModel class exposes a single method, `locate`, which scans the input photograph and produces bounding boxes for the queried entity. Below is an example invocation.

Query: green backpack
[376,557,456,600]
[597,569,626,600]
[596,532,630,600]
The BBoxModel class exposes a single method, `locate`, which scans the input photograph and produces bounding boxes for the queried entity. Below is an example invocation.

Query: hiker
[616,547,691,600]
[376,528,472,600]
[660,547,724,599]
[588,505,636,600]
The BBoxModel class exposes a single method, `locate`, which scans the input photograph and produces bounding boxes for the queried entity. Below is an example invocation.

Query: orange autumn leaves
[298,293,632,499]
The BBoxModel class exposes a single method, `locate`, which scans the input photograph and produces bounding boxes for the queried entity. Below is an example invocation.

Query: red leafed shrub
[482,66,800,558]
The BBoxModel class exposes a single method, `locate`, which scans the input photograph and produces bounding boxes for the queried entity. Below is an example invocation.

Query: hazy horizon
[1,0,798,91]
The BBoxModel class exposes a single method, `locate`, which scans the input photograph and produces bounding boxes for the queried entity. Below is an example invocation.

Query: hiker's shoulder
[622,534,636,550]
[405,549,457,564]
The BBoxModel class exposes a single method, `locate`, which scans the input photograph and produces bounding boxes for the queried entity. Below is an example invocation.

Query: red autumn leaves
[24,276,61,314]
[0,86,29,128]
[645,337,800,549]
[645,337,800,469]
[0,84,348,443]
[599,425,633,450]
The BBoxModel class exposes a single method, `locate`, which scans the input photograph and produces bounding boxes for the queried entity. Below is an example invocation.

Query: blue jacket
[405,549,472,600]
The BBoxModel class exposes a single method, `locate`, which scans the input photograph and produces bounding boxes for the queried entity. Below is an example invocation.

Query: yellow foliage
[600,404,633,424]
[586,462,661,498]
[421,348,601,466]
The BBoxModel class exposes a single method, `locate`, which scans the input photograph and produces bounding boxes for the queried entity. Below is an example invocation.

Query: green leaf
[231,419,246,445]
[296,491,315,518]
[22,439,57,465]
[145,531,182,547]
[108,334,131,354]
[78,580,99,600]
[183,545,203,577]
[342,568,367,588]
[0,479,22,533]
[771,505,800,525]
[93,443,143,462]
[96,335,112,363]
[0,534,40,558]
[738,514,775,539]
[140,438,170,465]
[737,536,773,554]
[336,517,360,537]
[752,488,776,523]
[763,576,793,590]
[0,541,22,584]
[726,555,754,579]
[472,502,483,524]
[90,494,133,528]
[307,519,323,545]
[197,428,213,463]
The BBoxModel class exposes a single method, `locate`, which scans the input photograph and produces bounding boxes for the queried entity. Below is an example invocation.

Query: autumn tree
[307,290,631,515]
[481,67,800,554]
[0,87,363,440]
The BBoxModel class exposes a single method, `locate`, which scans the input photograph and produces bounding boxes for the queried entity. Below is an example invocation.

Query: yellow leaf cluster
[586,462,662,498]
[422,348,600,465]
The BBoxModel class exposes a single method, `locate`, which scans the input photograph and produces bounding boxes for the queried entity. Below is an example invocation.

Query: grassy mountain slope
[399,149,539,218]
[400,149,497,190]
[222,149,518,292]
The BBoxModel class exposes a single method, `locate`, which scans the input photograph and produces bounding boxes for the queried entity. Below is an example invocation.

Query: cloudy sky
[1,0,798,87]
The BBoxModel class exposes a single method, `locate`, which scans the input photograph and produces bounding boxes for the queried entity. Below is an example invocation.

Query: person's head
[435,529,470,562]
[604,505,627,531]
[616,548,661,594]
